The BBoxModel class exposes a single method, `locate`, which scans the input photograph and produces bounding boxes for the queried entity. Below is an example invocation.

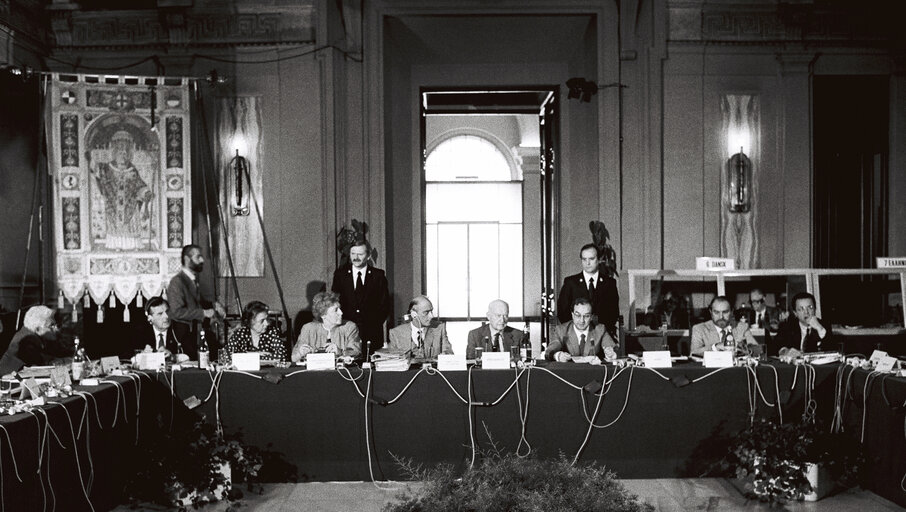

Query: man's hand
[324,343,339,355]
[779,310,790,322]
[603,347,617,361]
[203,308,215,319]
[299,345,313,357]
[554,351,572,362]
[213,302,226,318]
[807,317,827,338]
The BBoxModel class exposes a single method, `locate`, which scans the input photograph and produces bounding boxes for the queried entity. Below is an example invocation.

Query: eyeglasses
[572,311,593,320]
[796,305,816,313]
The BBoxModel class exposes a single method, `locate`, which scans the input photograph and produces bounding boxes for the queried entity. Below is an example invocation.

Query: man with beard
[167,244,225,359]
[690,296,759,357]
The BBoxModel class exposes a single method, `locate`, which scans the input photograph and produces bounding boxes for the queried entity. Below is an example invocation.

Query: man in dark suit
[556,243,619,335]
[771,292,834,356]
[749,288,781,332]
[465,299,524,359]
[546,298,618,362]
[166,244,224,359]
[132,296,183,357]
[331,240,390,355]
[0,306,71,376]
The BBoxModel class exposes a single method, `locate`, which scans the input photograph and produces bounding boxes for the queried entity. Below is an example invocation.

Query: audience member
[292,291,361,362]
[645,290,690,329]
[388,295,452,358]
[545,298,618,362]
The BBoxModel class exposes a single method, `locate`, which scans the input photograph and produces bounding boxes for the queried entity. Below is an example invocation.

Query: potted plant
[723,416,864,504]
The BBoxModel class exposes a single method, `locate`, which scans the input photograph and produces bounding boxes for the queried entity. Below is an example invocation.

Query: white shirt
[152,327,168,351]
[489,327,504,351]
[410,323,424,346]
[352,265,368,288]
[573,326,590,344]
[582,271,599,288]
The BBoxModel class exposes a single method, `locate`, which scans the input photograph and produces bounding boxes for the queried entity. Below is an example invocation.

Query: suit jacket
[556,272,619,333]
[752,306,781,331]
[292,321,362,362]
[545,322,616,361]
[0,328,72,376]
[133,324,182,357]
[388,321,452,358]
[331,264,390,350]
[690,320,759,357]
[465,324,524,359]
[166,270,214,359]
[771,319,834,356]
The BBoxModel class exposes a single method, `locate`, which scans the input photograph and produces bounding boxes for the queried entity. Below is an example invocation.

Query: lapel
[565,325,582,355]
[500,327,515,351]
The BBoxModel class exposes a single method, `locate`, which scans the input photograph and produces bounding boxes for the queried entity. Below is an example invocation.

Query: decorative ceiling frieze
[47,4,314,50]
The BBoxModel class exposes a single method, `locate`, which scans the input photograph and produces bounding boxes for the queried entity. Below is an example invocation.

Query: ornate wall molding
[669,2,896,46]
[47,6,314,49]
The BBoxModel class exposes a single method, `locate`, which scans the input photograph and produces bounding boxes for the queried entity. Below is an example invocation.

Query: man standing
[465,299,524,359]
[690,296,759,357]
[546,298,618,362]
[749,288,780,331]
[772,292,834,355]
[556,244,619,335]
[331,240,390,355]
[133,296,182,357]
[388,295,452,358]
[167,244,224,359]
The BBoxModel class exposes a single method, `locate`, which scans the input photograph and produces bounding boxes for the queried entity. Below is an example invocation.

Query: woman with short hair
[291,291,361,362]
[225,301,287,361]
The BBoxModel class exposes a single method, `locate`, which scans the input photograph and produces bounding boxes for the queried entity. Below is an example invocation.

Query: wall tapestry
[49,74,192,314]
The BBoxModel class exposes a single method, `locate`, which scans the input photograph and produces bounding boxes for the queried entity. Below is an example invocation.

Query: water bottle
[521,323,531,362]
[198,330,210,370]
[71,336,85,382]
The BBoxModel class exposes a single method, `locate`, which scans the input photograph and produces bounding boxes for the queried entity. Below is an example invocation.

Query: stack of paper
[373,354,410,372]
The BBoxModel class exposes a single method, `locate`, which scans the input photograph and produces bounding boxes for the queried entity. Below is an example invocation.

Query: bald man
[388,295,452,358]
[465,299,525,359]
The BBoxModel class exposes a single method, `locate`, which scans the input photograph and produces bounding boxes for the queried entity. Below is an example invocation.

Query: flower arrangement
[722,416,864,504]
[336,218,378,267]
[384,452,653,512]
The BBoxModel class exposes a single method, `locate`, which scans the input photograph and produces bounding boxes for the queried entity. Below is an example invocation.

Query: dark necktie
[757,313,763,328]
[356,271,364,290]
[417,330,423,347]
[158,333,165,351]
[579,333,586,354]
[588,278,595,294]
[493,332,501,351]
[803,327,813,351]
[720,329,728,346]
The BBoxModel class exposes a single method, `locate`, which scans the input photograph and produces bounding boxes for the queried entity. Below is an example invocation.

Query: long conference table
[1,361,906,511]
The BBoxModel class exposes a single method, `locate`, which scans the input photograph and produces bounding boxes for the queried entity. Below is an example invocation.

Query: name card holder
[876,356,899,373]
[869,350,889,366]
[135,352,166,371]
[642,350,672,368]
[696,257,735,271]
[232,352,261,371]
[704,351,734,368]
[437,354,467,371]
[101,356,121,374]
[306,353,336,371]
[482,352,511,370]
[876,257,906,269]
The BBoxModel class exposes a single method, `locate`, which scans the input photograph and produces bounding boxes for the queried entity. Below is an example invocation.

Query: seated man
[771,292,834,356]
[465,299,524,359]
[690,296,760,357]
[545,298,618,362]
[644,290,690,330]
[134,296,183,357]
[0,305,72,376]
[388,295,452,358]
[749,288,781,332]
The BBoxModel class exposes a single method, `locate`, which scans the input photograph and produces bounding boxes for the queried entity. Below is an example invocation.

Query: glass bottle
[198,330,210,370]
[521,322,532,362]
[71,336,85,383]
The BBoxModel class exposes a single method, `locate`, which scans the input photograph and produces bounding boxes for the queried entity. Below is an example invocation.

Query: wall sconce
[726,147,752,213]
[228,135,250,216]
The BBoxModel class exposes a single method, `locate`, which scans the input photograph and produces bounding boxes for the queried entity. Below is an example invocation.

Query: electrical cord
[0,424,24,512]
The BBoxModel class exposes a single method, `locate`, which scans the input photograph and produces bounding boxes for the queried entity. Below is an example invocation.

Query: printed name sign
[437,354,466,371]
[877,257,906,269]
[696,257,735,271]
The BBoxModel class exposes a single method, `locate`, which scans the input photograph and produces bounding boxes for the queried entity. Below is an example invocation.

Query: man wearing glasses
[0,305,73,376]
[545,298,618,362]
[771,292,834,355]
[748,288,781,332]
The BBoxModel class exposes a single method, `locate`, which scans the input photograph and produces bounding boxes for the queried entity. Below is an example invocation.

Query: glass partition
[815,270,905,329]
[627,271,720,330]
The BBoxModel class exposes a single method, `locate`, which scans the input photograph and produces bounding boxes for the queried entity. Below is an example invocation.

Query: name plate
[134,352,166,371]
[876,355,899,373]
[642,350,672,368]
[704,350,734,368]
[482,352,511,370]
[232,352,261,371]
[877,257,906,269]
[101,356,121,374]
[306,353,336,371]
[437,354,466,371]
[696,257,735,271]
[869,350,888,366]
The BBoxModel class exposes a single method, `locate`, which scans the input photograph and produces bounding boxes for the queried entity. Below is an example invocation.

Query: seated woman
[225,301,287,361]
[0,305,72,376]
[292,291,361,362]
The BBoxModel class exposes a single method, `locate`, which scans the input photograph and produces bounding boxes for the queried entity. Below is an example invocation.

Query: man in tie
[331,240,390,356]
[749,288,781,332]
[388,295,452,358]
[556,244,619,336]
[771,292,834,356]
[133,297,182,357]
[167,244,225,359]
[545,298,618,362]
[690,296,759,357]
[464,299,524,359]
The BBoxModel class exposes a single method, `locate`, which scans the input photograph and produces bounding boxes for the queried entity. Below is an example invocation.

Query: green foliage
[337,219,378,266]
[589,221,618,278]
[722,417,864,504]
[384,453,653,512]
